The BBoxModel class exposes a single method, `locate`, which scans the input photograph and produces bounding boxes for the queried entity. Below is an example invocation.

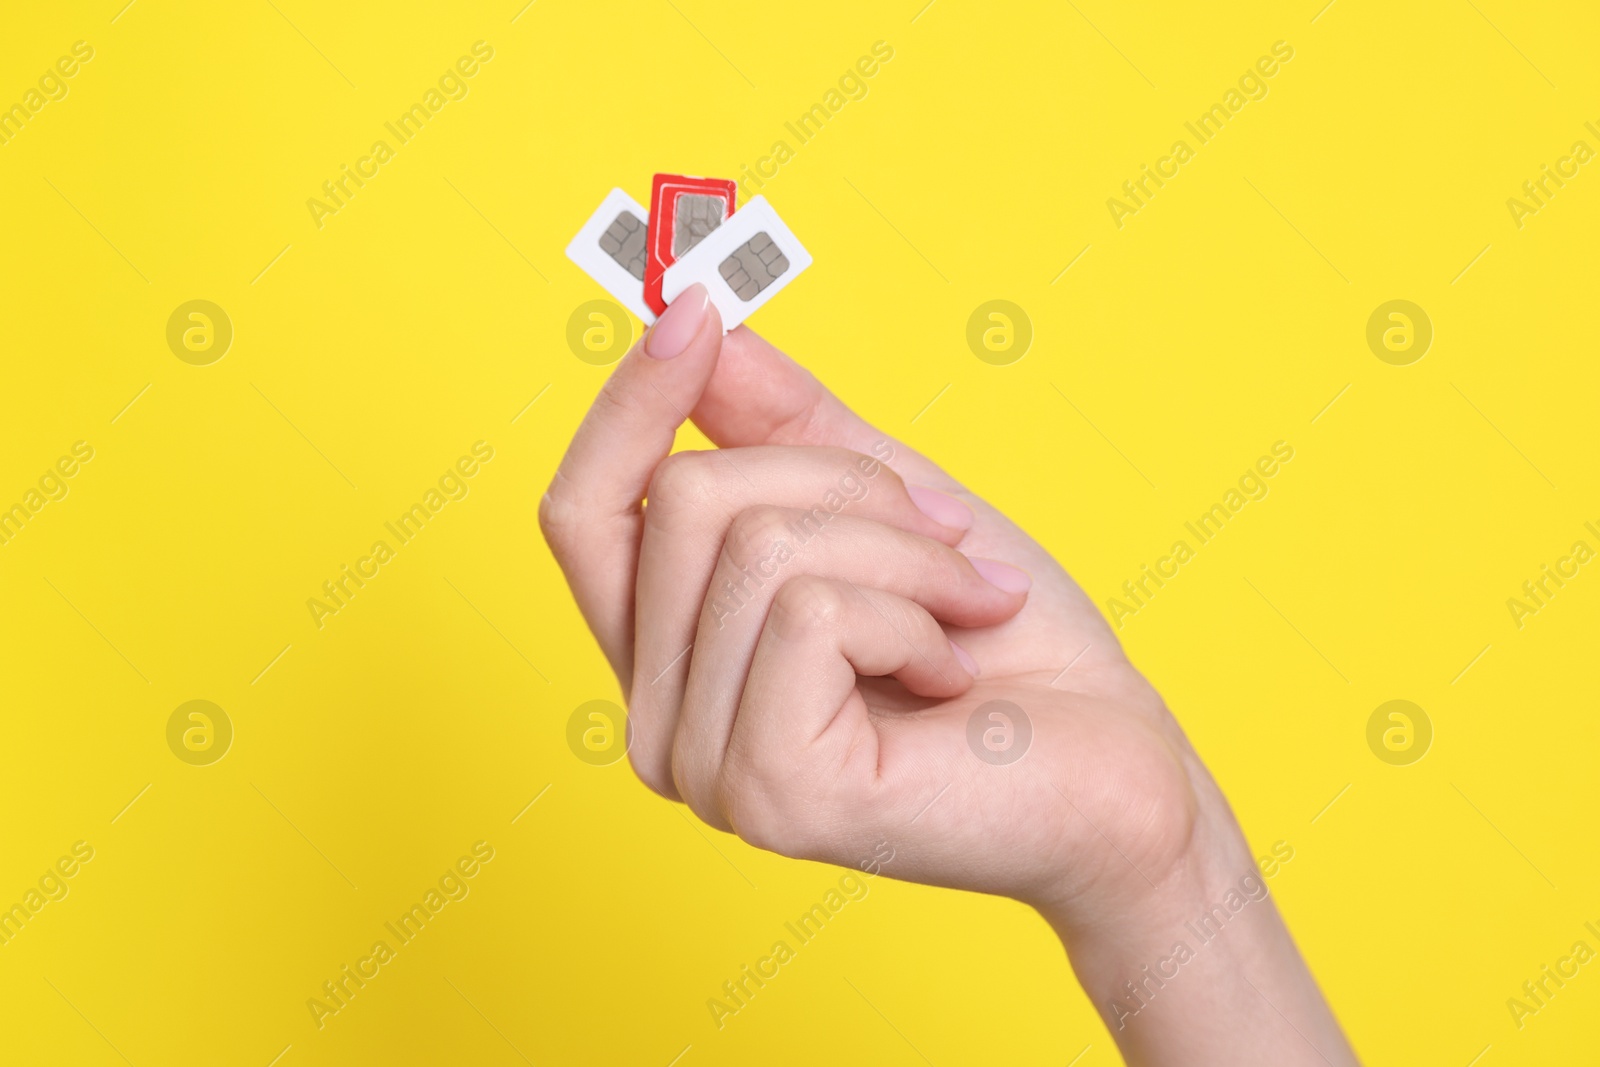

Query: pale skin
[541,283,1360,1064]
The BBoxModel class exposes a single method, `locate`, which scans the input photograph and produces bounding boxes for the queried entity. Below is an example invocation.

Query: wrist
[1037,795,1356,1065]
[1039,787,1258,981]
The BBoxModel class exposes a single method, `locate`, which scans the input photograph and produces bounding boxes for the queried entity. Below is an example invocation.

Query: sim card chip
[674,194,727,257]
[566,187,656,324]
[646,174,738,316]
[599,211,647,281]
[663,196,811,331]
[719,233,790,301]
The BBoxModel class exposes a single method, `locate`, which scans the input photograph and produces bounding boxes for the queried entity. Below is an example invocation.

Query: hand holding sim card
[567,173,810,332]
[546,170,1357,1067]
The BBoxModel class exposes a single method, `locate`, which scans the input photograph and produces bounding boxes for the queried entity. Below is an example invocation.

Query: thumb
[692,325,956,489]
[541,284,722,686]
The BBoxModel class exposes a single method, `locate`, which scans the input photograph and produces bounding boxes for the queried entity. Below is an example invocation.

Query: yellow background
[2,0,1597,1063]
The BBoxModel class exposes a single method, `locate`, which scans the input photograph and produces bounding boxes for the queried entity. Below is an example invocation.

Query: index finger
[540,284,721,685]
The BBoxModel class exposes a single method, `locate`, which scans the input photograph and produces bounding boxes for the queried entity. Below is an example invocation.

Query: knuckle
[919,535,962,579]
[591,371,650,424]
[811,445,900,499]
[726,505,797,564]
[537,479,583,553]
[842,446,900,488]
[715,768,799,856]
[626,747,680,802]
[669,740,732,832]
[768,577,849,641]
[645,451,719,526]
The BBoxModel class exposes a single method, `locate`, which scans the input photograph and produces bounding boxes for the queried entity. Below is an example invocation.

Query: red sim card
[644,173,738,316]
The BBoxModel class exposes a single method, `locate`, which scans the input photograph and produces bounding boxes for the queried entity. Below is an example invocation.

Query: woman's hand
[541,285,1358,1065]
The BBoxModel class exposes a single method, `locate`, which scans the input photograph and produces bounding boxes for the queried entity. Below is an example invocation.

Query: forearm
[1042,809,1358,1065]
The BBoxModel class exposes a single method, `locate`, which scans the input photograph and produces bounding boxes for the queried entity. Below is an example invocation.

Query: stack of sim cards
[566,173,811,331]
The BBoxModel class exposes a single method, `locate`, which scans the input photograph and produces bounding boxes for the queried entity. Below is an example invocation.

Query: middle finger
[627,445,973,799]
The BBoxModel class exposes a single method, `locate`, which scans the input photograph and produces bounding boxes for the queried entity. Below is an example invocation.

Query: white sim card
[565,187,657,325]
[661,196,811,332]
